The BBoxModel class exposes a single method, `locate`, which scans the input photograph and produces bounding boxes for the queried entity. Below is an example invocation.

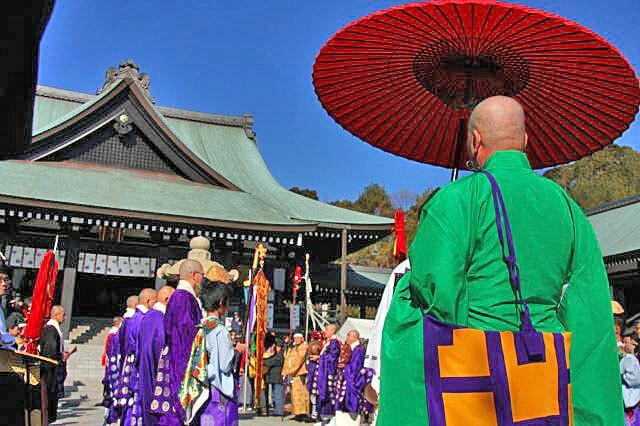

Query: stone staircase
[69,317,112,345]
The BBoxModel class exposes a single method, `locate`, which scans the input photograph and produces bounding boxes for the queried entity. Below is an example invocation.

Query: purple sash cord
[482,171,543,358]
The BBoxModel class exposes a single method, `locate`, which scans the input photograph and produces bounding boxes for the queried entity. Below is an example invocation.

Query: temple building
[588,195,640,315]
[0,61,392,335]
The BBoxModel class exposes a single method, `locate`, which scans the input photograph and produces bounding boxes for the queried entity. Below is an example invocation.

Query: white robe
[363,259,410,394]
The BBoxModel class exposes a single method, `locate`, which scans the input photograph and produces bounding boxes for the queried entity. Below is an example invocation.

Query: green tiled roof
[164,117,391,227]
[33,95,83,133]
[33,83,118,136]
[0,160,303,228]
[25,85,392,230]
[588,196,640,258]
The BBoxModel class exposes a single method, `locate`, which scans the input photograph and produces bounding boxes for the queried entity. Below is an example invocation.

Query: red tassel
[393,210,407,260]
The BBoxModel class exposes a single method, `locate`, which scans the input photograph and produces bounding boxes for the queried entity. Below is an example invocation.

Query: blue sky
[38,1,639,202]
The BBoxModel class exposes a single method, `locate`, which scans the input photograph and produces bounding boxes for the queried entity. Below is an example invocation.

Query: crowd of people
[100,258,377,426]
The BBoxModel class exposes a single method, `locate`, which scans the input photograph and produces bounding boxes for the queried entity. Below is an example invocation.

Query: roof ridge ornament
[97,59,155,103]
[242,113,256,141]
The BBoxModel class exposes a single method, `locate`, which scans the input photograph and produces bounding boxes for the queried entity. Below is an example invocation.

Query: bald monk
[138,285,174,426]
[115,288,156,426]
[378,96,622,425]
[149,259,204,425]
[314,324,341,425]
[118,295,139,369]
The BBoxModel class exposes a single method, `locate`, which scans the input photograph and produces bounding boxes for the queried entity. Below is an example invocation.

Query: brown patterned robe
[282,342,309,416]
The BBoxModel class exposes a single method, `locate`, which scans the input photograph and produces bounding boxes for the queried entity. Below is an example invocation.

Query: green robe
[378,151,622,426]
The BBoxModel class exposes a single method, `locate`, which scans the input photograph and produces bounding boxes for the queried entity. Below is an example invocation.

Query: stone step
[87,329,111,346]
[68,325,90,341]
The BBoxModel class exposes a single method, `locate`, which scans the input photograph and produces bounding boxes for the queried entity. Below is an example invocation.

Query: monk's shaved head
[126,295,139,309]
[325,323,338,337]
[179,259,204,279]
[158,285,175,305]
[347,329,360,344]
[113,316,123,328]
[180,259,204,293]
[139,288,157,306]
[467,96,528,167]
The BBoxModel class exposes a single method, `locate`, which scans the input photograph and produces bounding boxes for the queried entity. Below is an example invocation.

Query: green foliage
[543,145,640,210]
[330,183,394,217]
[354,184,394,216]
[289,187,319,200]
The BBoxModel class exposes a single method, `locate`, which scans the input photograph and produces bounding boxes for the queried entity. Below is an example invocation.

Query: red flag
[24,250,59,354]
[393,210,407,261]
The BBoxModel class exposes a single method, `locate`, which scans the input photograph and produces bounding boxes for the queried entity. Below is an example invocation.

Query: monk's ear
[523,132,529,151]
[472,128,483,150]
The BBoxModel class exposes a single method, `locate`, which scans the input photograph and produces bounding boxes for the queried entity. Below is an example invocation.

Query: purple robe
[103,331,121,424]
[341,345,365,414]
[138,308,165,426]
[316,338,341,417]
[627,407,640,426]
[149,289,202,425]
[359,368,375,416]
[118,317,129,370]
[196,384,239,426]
[115,308,147,426]
[306,360,318,395]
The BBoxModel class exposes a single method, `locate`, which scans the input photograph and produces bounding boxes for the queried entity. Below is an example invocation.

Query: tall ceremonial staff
[303,253,328,340]
[241,243,268,412]
[283,259,304,420]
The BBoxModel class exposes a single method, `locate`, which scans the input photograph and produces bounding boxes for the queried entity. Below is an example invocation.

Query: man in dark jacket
[40,305,67,424]
[264,339,284,416]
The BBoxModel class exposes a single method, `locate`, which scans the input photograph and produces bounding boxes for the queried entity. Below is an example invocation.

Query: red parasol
[313,0,640,174]
[24,250,59,354]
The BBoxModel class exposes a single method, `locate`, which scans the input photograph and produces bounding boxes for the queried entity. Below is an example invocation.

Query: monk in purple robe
[138,286,174,426]
[150,259,204,425]
[102,317,122,424]
[115,288,156,426]
[336,330,365,425]
[112,295,137,422]
[117,296,139,372]
[314,324,341,425]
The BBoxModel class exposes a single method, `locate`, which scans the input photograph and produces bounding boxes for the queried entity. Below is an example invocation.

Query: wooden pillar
[340,228,348,321]
[60,236,79,338]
